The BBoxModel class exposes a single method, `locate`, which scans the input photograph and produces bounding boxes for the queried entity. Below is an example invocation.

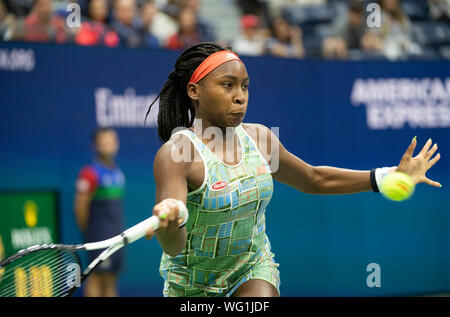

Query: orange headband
[189,50,242,84]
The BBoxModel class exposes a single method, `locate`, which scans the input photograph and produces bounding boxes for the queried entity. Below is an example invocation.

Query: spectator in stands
[111,0,143,47]
[366,0,420,60]
[266,17,305,59]
[181,0,215,44]
[13,0,68,43]
[236,0,266,16]
[141,0,177,46]
[428,0,450,23]
[75,0,120,47]
[138,0,160,48]
[321,1,366,60]
[360,30,384,55]
[87,0,109,24]
[266,0,328,20]
[53,0,85,18]
[3,0,33,18]
[232,14,267,56]
[0,0,16,41]
[236,0,271,29]
[166,6,203,50]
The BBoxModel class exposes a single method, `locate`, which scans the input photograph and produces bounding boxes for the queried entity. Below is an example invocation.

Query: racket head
[0,244,82,297]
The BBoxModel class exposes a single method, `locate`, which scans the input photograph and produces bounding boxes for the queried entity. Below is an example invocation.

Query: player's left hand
[396,137,441,187]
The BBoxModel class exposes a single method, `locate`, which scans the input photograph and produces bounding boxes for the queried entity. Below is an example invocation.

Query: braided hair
[145,42,232,142]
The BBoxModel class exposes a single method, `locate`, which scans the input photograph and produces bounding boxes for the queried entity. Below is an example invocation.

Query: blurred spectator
[236,0,265,15]
[142,0,178,46]
[166,6,203,50]
[367,0,420,60]
[428,0,450,23]
[53,0,83,18]
[75,0,120,47]
[88,0,109,23]
[266,0,328,19]
[360,30,384,54]
[266,17,305,58]
[321,1,367,60]
[182,0,215,43]
[13,0,68,43]
[288,0,326,3]
[236,0,271,29]
[138,0,161,48]
[232,14,267,56]
[0,0,15,41]
[111,0,143,47]
[5,0,33,17]
[322,37,347,59]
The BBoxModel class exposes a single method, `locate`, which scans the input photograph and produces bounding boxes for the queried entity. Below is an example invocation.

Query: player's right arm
[148,135,191,257]
[73,166,98,233]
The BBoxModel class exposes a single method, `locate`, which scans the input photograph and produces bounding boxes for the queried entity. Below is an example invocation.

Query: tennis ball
[380,172,415,202]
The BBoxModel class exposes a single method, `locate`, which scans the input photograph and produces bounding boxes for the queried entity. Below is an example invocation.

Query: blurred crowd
[0,0,449,60]
[0,0,216,49]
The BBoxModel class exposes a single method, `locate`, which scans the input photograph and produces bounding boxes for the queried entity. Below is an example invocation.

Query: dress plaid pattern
[160,124,280,296]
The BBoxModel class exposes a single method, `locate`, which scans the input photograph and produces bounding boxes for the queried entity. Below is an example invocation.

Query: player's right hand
[145,198,182,240]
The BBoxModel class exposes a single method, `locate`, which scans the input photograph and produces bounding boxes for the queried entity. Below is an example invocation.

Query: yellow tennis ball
[380,172,415,201]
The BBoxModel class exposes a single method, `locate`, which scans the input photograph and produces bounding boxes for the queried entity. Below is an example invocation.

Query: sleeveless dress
[159,124,280,297]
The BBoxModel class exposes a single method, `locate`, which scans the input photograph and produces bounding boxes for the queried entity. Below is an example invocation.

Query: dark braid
[145,42,232,142]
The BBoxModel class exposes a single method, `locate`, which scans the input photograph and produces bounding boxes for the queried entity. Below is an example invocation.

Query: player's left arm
[273,138,373,195]
[256,125,441,194]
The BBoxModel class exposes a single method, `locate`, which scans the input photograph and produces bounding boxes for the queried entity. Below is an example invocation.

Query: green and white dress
[160,124,280,297]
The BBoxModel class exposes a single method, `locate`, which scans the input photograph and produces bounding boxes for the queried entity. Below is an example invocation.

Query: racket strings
[0,255,74,297]
[0,248,79,297]
[0,250,60,297]
[0,249,76,297]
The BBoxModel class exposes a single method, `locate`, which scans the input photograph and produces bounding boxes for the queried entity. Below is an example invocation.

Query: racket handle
[123,200,188,244]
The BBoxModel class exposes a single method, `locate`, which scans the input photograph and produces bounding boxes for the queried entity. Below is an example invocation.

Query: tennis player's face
[95,130,119,160]
[196,60,249,127]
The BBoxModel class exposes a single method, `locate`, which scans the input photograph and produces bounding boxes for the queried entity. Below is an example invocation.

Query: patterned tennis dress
[159,124,280,297]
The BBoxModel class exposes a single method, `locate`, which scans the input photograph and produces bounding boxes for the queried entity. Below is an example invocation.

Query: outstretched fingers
[425,143,438,160]
[418,138,433,157]
[423,176,442,188]
[428,152,441,168]
[402,136,417,160]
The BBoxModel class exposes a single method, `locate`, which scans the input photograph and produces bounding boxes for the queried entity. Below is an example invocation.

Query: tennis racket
[0,200,187,297]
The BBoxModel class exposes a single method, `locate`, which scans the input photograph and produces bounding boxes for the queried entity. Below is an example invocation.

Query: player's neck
[190,117,238,147]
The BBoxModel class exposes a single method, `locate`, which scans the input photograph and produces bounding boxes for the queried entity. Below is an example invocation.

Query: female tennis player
[144,42,441,297]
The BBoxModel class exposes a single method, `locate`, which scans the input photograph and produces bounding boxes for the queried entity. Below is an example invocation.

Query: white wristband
[375,166,397,191]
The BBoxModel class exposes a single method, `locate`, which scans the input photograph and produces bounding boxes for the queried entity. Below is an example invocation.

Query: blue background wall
[0,42,449,296]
